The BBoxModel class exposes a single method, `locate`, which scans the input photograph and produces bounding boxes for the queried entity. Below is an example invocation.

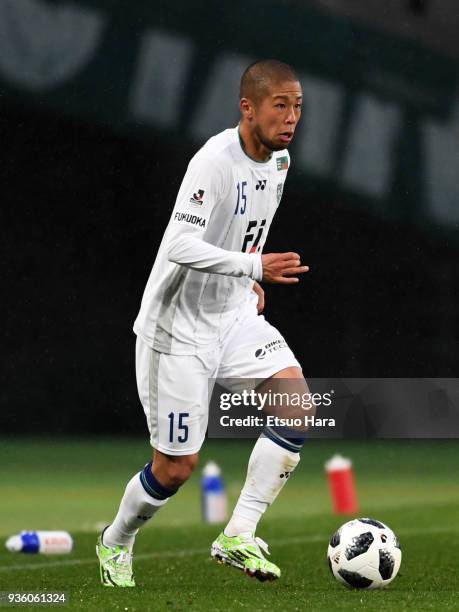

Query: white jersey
[133,126,290,355]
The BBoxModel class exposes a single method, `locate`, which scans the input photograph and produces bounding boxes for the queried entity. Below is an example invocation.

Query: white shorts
[135,306,301,455]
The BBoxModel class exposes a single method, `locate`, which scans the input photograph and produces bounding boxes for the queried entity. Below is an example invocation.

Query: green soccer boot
[96,529,135,587]
[211,532,281,582]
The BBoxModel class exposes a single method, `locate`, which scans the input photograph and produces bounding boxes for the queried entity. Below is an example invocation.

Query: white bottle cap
[203,461,221,477]
[5,535,22,552]
[324,454,352,472]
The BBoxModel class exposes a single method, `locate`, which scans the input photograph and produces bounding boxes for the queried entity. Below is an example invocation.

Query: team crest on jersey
[277,182,284,204]
[189,189,205,206]
[276,156,289,171]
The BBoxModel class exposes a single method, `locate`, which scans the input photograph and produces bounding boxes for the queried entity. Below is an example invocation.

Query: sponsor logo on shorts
[254,338,287,360]
[174,211,206,227]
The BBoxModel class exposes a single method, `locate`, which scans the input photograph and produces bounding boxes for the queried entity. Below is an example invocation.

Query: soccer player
[97,59,309,587]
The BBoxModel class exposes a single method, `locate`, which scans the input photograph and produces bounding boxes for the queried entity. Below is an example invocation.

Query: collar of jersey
[237,125,273,164]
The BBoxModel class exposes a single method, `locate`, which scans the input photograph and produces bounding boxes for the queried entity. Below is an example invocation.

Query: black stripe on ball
[338,569,373,589]
[345,531,374,560]
[379,549,395,580]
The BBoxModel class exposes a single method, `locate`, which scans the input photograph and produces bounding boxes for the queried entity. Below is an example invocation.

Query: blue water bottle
[5,531,73,554]
[202,461,228,524]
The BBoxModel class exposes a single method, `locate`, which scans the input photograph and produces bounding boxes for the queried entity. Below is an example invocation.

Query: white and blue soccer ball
[327,518,401,589]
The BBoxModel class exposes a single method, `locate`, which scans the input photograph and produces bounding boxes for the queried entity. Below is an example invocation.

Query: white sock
[224,437,300,537]
[103,472,168,550]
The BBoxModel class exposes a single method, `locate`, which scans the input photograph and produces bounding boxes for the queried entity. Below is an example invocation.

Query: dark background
[1,1,458,435]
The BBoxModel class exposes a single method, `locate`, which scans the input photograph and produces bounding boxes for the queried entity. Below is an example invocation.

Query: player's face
[252,80,303,151]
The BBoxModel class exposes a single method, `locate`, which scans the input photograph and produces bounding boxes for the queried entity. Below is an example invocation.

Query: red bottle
[325,454,358,514]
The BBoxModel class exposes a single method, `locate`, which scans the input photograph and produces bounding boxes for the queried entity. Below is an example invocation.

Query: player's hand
[261,252,309,284]
[252,281,265,314]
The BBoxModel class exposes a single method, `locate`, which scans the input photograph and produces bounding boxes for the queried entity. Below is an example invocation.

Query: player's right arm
[166,156,308,284]
[166,156,263,280]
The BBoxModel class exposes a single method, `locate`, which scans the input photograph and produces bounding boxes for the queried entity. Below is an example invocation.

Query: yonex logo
[255,180,267,191]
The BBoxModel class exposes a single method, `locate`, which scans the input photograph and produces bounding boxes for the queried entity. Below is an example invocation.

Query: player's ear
[240,97,254,121]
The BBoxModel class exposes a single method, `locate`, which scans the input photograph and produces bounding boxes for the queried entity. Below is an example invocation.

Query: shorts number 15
[167,412,189,443]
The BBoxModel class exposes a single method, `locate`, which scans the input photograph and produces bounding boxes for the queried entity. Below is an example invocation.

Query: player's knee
[271,365,303,379]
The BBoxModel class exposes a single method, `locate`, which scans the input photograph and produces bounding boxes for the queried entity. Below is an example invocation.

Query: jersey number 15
[234,181,247,215]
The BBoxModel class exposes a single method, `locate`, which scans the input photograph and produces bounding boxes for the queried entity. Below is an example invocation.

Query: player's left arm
[252,281,265,314]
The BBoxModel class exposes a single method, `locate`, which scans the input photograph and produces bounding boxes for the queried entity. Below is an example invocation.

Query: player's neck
[238,123,272,163]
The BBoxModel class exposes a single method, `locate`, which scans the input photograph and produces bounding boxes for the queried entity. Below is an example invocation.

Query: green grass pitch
[1,438,459,611]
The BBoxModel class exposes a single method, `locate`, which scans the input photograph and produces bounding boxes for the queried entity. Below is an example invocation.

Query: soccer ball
[327,517,401,589]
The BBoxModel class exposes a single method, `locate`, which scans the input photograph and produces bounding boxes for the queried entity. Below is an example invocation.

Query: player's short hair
[240,59,300,104]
